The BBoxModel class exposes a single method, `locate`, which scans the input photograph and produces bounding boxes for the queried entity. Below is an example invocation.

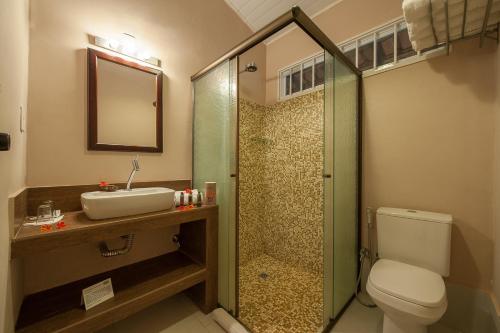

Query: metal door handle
[323,174,332,178]
[230,174,237,178]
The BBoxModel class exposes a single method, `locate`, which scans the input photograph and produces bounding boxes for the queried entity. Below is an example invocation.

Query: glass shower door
[192,59,238,311]
[324,51,359,321]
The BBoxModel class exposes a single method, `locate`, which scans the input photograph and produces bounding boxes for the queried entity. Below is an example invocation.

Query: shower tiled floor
[238,254,323,333]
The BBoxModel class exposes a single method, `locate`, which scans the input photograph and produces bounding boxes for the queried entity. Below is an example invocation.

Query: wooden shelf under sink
[16,251,207,333]
[13,205,218,333]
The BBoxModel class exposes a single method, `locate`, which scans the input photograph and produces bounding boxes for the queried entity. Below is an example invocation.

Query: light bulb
[138,50,151,60]
[108,39,119,49]
[121,33,137,56]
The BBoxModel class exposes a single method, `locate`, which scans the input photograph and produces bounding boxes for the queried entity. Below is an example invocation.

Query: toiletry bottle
[196,191,202,207]
[180,192,184,206]
[205,182,216,205]
[188,192,193,206]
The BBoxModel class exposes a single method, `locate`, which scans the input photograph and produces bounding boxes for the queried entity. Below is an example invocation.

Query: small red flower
[40,225,52,232]
[56,221,66,229]
[99,181,109,187]
[184,188,192,194]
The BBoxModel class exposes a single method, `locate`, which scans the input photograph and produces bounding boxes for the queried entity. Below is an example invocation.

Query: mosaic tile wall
[238,90,324,273]
[239,98,267,265]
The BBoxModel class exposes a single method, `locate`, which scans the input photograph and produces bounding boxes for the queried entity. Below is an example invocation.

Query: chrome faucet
[126,155,140,190]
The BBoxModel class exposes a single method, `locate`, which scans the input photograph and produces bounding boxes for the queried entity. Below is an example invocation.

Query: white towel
[407,17,435,35]
[463,0,490,11]
[212,308,248,333]
[432,1,465,17]
[403,0,500,51]
[489,9,500,24]
[412,35,437,50]
[404,0,432,22]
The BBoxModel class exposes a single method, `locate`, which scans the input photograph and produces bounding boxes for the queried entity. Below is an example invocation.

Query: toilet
[367,207,452,333]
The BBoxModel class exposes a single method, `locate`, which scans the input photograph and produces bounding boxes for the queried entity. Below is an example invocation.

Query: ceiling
[225,0,342,32]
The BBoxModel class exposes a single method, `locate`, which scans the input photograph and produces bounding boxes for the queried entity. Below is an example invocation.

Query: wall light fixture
[93,33,161,67]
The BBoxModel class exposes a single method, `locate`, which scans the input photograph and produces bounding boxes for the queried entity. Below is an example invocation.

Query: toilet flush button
[0,133,11,151]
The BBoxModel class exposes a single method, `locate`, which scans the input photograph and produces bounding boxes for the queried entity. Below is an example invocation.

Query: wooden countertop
[11,205,218,258]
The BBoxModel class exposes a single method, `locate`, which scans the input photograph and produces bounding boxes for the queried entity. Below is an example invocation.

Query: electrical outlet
[0,133,11,151]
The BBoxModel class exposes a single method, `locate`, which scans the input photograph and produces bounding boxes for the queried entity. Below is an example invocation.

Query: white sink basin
[81,187,175,220]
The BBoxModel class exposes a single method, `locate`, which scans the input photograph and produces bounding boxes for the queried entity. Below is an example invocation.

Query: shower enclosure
[192,7,360,332]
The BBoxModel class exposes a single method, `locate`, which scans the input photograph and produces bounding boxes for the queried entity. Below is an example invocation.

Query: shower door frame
[191,5,362,328]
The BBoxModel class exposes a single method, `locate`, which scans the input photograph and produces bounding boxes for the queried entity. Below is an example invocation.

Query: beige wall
[265,0,499,291]
[239,44,267,105]
[27,0,251,186]
[23,0,252,296]
[0,0,30,331]
[363,40,497,291]
[493,44,500,307]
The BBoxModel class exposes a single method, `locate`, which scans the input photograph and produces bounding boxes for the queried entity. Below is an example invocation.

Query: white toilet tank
[376,207,452,276]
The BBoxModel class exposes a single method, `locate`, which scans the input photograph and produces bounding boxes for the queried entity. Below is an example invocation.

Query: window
[396,21,417,60]
[302,58,313,90]
[278,18,446,100]
[279,54,324,100]
[340,18,444,75]
[358,35,374,71]
[376,27,394,67]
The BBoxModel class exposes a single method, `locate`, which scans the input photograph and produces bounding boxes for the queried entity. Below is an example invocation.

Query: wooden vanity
[11,205,218,333]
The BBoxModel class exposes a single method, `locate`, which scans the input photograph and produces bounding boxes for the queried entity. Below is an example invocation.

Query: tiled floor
[97,287,463,333]
[330,300,383,333]
[238,254,323,333]
[98,293,225,333]
[330,299,460,333]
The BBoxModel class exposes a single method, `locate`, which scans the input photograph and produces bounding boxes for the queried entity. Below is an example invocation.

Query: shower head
[240,62,258,74]
[245,62,258,72]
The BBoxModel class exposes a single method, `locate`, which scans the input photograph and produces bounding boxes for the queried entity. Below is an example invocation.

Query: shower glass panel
[192,9,361,332]
[192,59,238,311]
[324,51,359,318]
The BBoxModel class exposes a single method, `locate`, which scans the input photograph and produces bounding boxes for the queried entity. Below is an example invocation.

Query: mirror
[88,48,163,152]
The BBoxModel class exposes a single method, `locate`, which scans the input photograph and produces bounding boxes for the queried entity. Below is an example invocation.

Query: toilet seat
[368,259,446,308]
[367,259,448,328]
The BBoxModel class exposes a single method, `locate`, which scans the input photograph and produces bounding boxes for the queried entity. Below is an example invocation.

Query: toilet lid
[369,259,446,308]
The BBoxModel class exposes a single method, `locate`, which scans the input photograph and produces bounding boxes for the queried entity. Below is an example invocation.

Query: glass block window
[279,53,324,100]
[340,18,443,74]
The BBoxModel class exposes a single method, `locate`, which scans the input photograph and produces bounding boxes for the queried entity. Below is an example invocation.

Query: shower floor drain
[259,272,269,279]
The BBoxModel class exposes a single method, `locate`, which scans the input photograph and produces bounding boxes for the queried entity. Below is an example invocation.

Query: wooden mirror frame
[87,48,163,153]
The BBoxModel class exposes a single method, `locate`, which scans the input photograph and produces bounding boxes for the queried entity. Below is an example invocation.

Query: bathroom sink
[81,187,175,220]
